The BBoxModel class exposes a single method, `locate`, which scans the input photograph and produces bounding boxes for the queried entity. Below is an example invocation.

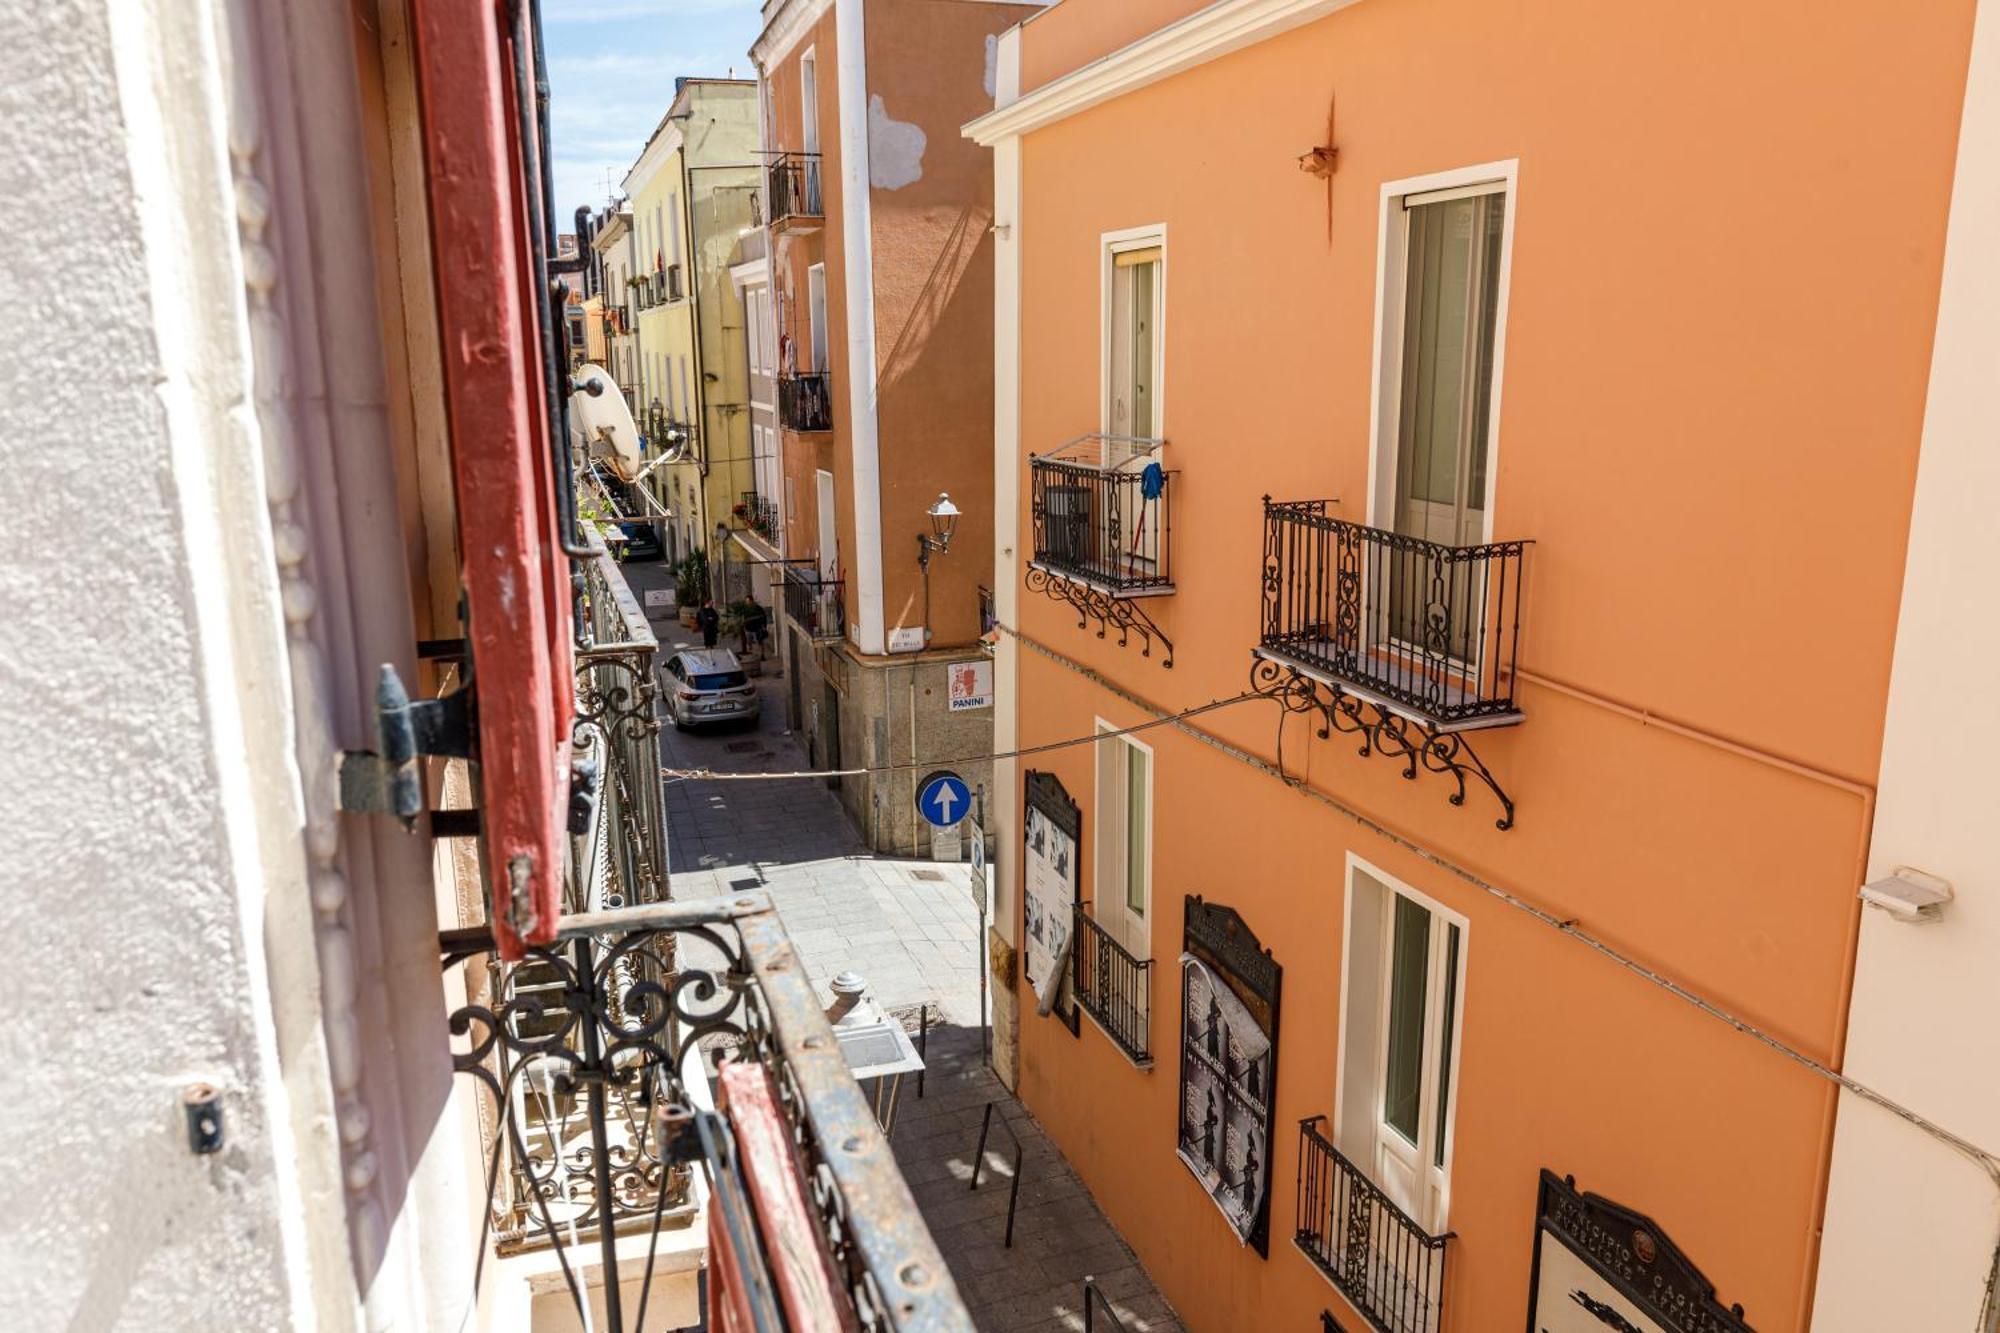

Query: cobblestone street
[626,561,1181,1332]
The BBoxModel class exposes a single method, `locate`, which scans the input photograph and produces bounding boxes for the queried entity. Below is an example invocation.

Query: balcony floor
[1027,556,1173,599]
[1253,642,1522,734]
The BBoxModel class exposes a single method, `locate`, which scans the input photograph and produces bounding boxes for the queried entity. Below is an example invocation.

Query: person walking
[696,598,720,650]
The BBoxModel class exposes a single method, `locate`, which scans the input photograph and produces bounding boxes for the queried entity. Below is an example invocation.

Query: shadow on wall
[876,201,993,401]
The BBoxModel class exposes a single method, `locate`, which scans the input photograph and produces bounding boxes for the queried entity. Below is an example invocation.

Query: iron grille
[1029,435,1174,595]
[767,152,824,225]
[782,563,846,641]
[1071,906,1152,1065]
[575,551,667,915]
[780,371,834,432]
[1258,499,1528,728]
[1294,1116,1451,1333]
[441,895,974,1331]
[740,490,780,542]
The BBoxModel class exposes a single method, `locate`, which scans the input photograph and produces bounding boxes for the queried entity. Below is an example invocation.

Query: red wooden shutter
[407,0,574,959]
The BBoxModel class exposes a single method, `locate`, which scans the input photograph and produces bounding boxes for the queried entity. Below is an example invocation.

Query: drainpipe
[833,0,885,655]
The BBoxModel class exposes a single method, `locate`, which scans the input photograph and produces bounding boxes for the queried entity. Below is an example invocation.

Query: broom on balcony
[1127,461,1166,581]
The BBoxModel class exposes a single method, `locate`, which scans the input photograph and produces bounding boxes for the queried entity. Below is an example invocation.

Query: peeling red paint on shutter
[408,0,573,958]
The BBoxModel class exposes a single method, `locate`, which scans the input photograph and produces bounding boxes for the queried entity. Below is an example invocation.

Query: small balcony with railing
[1070,906,1152,1067]
[1251,498,1531,828]
[1026,433,1176,665]
[767,152,823,232]
[1295,1117,1452,1333]
[779,370,834,432]
[782,561,846,641]
[736,490,779,544]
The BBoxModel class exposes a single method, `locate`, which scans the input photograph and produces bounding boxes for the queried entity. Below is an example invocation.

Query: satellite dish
[568,364,643,482]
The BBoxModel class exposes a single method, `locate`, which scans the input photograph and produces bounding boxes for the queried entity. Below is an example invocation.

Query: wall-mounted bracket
[1249,654,1516,830]
[1024,566,1174,667]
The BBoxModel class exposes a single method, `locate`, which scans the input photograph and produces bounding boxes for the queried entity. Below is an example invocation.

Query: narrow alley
[627,559,1183,1333]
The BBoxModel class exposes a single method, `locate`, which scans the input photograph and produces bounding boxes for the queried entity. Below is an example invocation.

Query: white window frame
[1091,717,1152,958]
[1099,224,1167,452]
[1333,852,1468,1235]
[800,47,820,157]
[807,262,829,372]
[1364,160,1519,544]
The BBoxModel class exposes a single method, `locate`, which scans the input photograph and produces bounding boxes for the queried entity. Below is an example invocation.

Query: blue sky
[542,0,763,231]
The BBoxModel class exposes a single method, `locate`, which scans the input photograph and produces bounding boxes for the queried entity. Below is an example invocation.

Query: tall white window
[1104,232,1164,448]
[668,193,682,270]
[1337,858,1465,1234]
[800,48,819,156]
[807,263,828,372]
[1092,721,1152,956]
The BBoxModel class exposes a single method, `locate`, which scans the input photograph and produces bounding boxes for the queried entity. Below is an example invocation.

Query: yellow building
[621,78,759,573]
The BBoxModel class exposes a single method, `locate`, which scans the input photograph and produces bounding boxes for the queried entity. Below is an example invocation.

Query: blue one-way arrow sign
[915,770,971,829]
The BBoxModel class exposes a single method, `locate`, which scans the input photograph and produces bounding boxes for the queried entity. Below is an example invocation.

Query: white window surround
[1334,852,1468,1235]
[1100,225,1166,448]
[800,46,820,156]
[1364,160,1519,544]
[1091,717,1153,958]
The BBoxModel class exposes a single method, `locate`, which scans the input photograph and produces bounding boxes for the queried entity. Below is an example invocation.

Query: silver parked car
[664,648,760,729]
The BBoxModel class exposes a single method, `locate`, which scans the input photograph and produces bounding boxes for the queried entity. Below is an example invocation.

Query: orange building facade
[969,2,1990,1330]
[752,0,1041,852]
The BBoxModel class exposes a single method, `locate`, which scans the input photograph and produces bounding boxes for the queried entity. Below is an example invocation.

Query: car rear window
[691,671,748,691]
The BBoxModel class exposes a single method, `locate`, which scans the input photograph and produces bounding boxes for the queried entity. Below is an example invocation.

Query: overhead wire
[659,688,1262,784]
[649,616,2000,1181]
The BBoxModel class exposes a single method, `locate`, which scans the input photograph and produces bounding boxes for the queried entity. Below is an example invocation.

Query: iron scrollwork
[1024,564,1175,667]
[1250,655,1517,830]
[439,899,972,1332]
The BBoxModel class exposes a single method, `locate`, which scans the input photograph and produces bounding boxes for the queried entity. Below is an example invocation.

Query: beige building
[622,79,760,574]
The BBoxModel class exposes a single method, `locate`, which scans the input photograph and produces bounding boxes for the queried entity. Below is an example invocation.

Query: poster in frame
[1022,770,1080,1035]
[1175,895,1281,1256]
[1525,1170,1753,1333]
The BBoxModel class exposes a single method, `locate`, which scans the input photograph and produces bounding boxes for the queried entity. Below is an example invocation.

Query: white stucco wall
[1812,3,2000,1328]
[0,0,329,1326]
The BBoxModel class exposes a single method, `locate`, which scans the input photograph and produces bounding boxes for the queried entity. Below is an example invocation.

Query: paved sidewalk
[622,559,1183,1331]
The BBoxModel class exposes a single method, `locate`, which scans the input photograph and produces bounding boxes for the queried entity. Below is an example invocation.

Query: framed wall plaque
[1527,1170,1753,1333]
[1022,770,1080,1034]
[1176,895,1282,1256]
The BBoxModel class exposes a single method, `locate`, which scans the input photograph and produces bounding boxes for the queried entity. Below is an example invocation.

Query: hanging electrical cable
[659,689,1262,783]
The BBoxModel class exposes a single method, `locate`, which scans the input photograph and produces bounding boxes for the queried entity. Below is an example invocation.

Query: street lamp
[916,492,960,647]
[916,491,959,570]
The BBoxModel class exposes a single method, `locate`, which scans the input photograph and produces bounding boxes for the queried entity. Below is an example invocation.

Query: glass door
[1386,189,1505,667]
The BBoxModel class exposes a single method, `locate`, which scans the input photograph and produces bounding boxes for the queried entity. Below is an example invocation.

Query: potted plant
[675,550,708,626]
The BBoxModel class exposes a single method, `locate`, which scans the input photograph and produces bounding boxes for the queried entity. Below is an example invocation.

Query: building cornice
[964,0,1361,145]
[750,0,832,70]
[624,121,683,197]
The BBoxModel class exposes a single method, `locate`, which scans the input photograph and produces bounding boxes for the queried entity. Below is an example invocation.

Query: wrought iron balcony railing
[441,896,974,1331]
[739,490,779,543]
[780,371,834,432]
[1070,906,1152,1066]
[576,551,666,915]
[782,562,846,642]
[1295,1117,1452,1333]
[767,152,823,228]
[1029,434,1173,596]
[1258,499,1528,730]
[664,263,684,303]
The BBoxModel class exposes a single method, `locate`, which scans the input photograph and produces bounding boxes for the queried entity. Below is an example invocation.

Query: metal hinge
[337,664,475,829]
